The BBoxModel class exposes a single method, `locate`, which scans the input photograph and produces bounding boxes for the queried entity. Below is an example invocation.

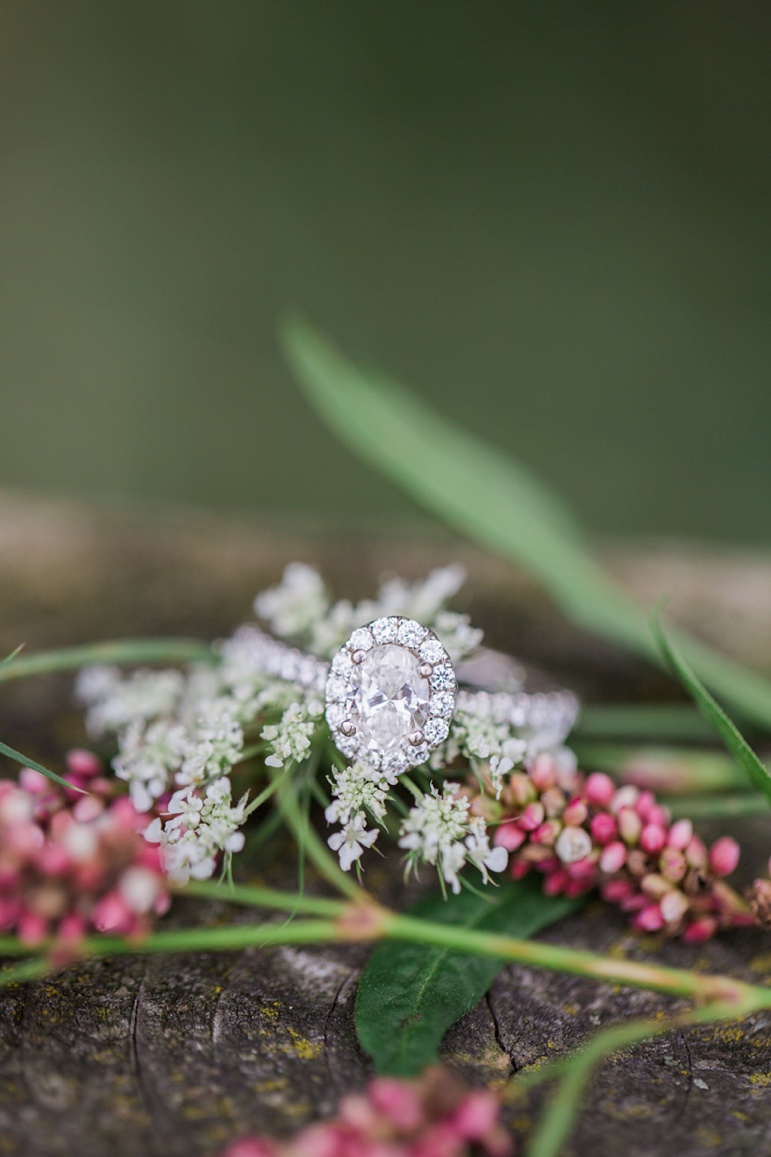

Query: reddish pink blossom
[0,755,168,958]
[471,750,761,941]
[219,1067,513,1157]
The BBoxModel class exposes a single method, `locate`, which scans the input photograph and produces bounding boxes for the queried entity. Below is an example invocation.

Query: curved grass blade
[282,317,771,732]
[0,739,83,793]
[652,610,771,805]
[355,877,582,1077]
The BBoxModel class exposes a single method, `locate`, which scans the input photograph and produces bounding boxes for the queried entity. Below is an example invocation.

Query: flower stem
[519,997,764,1157]
[179,879,346,917]
[0,638,215,684]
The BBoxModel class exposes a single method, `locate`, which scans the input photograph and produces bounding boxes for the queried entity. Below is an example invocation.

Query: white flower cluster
[324,759,393,871]
[254,562,481,662]
[398,783,508,894]
[262,700,323,769]
[144,778,247,884]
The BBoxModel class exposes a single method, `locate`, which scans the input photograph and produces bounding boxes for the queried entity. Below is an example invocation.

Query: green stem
[273,766,364,901]
[382,913,767,1006]
[0,638,215,684]
[520,998,763,1157]
[178,879,346,917]
[0,958,50,986]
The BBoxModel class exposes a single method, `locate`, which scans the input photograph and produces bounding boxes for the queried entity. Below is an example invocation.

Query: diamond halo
[325,617,457,776]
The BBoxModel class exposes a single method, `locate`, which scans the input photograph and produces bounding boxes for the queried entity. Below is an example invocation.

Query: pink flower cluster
[0,751,169,956]
[220,1067,512,1157]
[485,754,755,941]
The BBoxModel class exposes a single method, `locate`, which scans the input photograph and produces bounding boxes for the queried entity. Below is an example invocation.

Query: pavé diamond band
[229,618,579,777]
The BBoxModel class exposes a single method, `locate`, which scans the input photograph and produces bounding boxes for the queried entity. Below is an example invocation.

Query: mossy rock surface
[0,492,769,1157]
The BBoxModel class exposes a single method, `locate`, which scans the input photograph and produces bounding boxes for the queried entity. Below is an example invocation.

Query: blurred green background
[0,2,769,542]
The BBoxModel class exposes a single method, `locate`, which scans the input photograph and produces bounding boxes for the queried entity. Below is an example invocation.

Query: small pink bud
[18,912,48,945]
[544,869,569,896]
[601,878,634,903]
[634,903,664,932]
[565,856,597,881]
[519,802,545,832]
[667,818,693,850]
[590,813,617,845]
[659,847,687,883]
[634,790,657,820]
[684,835,707,870]
[510,859,530,880]
[641,873,671,899]
[541,787,566,818]
[451,1089,500,1139]
[618,807,642,845]
[585,773,615,807]
[368,1077,423,1132]
[529,753,558,791]
[66,749,103,778]
[494,823,526,852]
[599,841,627,874]
[610,785,639,814]
[709,836,740,878]
[660,889,689,925]
[509,773,536,807]
[531,820,559,846]
[682,916,717,943]
[563,797,588,827]
[646,804,670,828]
[640,823,667,855]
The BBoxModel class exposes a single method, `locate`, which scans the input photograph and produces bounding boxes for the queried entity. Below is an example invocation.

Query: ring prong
[418,662,433,678]
[408,729,425,747]
[351,649,367,665]
[340,719,356,737]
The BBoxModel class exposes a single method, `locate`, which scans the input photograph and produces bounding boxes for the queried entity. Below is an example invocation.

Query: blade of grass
[283,318,771,731]
[652,610,771,804]
[0,638,214,684]
[0,739,83,793]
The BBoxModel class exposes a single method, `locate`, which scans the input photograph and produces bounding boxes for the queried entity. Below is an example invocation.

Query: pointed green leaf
[283,317,771,733]
[0,740,84,793]
[652,611,771,805]
[355,877,583,1076]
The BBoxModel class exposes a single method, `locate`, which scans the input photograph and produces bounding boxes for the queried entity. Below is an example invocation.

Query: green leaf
[282,317,771,733]
[0,739,84,793]
[651,610,771,806]
[355,876,583,1076]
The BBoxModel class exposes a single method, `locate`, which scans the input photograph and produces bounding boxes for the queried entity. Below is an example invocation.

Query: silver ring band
[226,624,579,747]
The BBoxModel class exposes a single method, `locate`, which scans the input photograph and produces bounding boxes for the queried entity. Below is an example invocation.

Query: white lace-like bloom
[176,699,244,787]
[398,784,507,894]
[254,562,330,639]
[261,701,319,768]
[464,817,509,883]
[325,761,390,827]
[487,754,515,800]
[77,666,185,737]
[327,814,379,872]
[113,718,188,812]
[432,610,484,663]
[145,777,247,884]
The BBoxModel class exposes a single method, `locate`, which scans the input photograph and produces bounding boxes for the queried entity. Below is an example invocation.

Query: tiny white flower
[328,814,378,871]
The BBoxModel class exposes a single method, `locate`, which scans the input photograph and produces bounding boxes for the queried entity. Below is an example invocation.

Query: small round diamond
[326,675,348,703]
[419,637,448,665]
[371,617,398,644]
[348,627,374,652]
[331,651,352,675]
[430,664,456,692]
[423,717,449,745]
[429,691,455,718]
[397,619,427,650]
[326,702,347,729]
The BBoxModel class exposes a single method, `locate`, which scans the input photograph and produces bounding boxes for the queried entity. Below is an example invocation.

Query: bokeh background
[0,2,769,542]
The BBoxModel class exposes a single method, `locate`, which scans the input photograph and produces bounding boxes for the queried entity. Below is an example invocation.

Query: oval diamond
[348,644,430,760]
